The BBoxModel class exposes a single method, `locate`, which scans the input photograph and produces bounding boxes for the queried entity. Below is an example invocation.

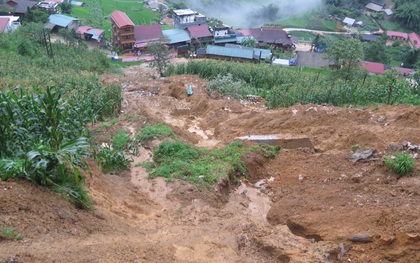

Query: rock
[57,209,78,223]
[349,235,372,243]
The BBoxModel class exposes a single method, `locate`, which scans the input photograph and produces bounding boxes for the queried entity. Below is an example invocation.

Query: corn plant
[383,153,415,178]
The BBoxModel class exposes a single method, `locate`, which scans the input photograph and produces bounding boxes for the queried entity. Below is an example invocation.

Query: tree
[148,38,170,77]
[394,1,420,31]
[327,37,364,81]
[60,0,72,14]
[363,37,390,64]
[240,36,258,48]
[402,48,419,68]
[22,8,49,24]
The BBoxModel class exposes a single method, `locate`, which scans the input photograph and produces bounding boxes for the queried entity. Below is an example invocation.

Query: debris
[339,242,346,255]
[298,174,304,181]
[350,149,381,162]
[349,235,372,243]
[187,85,193,96]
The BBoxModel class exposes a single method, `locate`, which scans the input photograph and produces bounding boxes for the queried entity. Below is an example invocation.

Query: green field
[273,12,338,32]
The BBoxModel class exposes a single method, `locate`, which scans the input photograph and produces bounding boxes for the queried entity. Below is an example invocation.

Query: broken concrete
[236,134,314,149]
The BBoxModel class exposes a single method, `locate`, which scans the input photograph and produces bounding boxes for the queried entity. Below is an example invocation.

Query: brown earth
[1,60,419,263]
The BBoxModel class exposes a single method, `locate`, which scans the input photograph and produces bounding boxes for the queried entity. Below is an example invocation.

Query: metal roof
[173,9,197,16]
[206,45,254,59]
[48,14,78,27]
[365,3,383,12]
[110,10,134,27]
[162,29,191,44]
[343,17,355,26]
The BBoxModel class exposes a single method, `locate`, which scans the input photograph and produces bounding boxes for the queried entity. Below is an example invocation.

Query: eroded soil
[1,60,419,262]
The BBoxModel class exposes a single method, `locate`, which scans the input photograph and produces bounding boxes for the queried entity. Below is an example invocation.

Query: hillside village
[0,0,418,79]
[1,1,420,262]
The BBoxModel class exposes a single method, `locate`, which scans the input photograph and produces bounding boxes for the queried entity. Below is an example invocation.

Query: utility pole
[43,29,54,62]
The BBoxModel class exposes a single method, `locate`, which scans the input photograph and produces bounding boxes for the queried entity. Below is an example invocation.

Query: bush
[93,146,131,174]
[112,130,131,151]
[383,152,415,178]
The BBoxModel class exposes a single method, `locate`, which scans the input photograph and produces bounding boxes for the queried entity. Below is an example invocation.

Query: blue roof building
[47,14,79,31]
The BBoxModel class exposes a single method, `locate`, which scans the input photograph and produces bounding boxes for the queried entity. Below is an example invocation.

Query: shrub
[383,152,415,178]
[93,146,131,174]
[112,130,131,151]
[0,222,23,240]
[137,123,173,141]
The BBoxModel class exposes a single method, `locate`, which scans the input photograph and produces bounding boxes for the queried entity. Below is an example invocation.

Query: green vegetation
[383,152,416,178]
[165,60,420,107]
[145,141,279,188]
[93,147,131,174]
[112,130,131,151]
[137,123,174,141]
[273,12,338,32]
[0,222,23,240]
[0,24,123,209]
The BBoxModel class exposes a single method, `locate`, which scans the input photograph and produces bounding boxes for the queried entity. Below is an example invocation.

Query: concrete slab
[237,134,313,149]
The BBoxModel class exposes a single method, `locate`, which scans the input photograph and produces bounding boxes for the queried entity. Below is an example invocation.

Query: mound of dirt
[1,62,419,262]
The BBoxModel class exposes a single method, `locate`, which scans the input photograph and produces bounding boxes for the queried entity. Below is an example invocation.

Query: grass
[383,152,415,178]
[137,123,174,141]
[147,140,279,188]
[275,12,338,32]
[112,130,131,151]
[0,222,23,240]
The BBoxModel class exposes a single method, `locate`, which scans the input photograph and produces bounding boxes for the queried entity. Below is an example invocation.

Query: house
[387,31,408,41]
[0,15,20,33]
[384,9,393,16]
[343,17,356,27]
[395,67,415,76]
[71,1,86,7]
[361,34,379,42]
[355,21,364,27]
[36,1,59,13]
[296,51,334,69]
[46,14,79,31]
[199,44,271,62]
[0,17,10,33]
[225,44,272,60]
[365,3,384,12]
[144,0,159,10]
[361,61,390,74]
[76,25,105,47]
[0,0,37,17]
[110,10,135,51]
[187,24,213,48]
[238,27,293,50]
[408,32,420,49]
[162,28,190,54]
[134,24,163,49]
[173,9,207,29]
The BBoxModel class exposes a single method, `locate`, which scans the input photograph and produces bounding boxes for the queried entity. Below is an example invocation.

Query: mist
[183,0,324,28]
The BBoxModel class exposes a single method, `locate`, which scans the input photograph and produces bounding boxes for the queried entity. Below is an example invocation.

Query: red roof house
[386,31,408,40]
[408,32,420,49]
[187,24,213,47]
[134,24,163,48]
[362,61,385,74]
[395,67,415,76]
[110,10,135,50]
[0,17,9,33]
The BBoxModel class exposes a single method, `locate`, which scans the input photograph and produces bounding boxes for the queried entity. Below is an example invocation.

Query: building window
[125,28,130,32]
[125,35,131,39]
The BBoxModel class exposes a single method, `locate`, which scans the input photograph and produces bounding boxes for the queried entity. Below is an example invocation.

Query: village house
[296,51,334,69]
[362,61,415,75]
[187,24,213,49]
[361,34,379,42]
[76,25,105,47]
[45,14,79,31]
[134,23,163,50]
[110,10,135,51]
[365,3,384,13]
[0,0,37,17]
[0,15,20,33]
[408,32,420,49]
[238,27,293,50]
[36,1,59,13]
[386,30,408,41]
[173,9,206,29]
[343,17,355,27]
[197,44,271,62]
[162,28,191,55]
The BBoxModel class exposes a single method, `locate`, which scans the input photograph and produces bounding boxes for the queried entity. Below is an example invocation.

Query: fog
[183,0,323,28]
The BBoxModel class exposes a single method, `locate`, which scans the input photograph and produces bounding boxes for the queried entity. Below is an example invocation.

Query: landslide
[1,61,419,263]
